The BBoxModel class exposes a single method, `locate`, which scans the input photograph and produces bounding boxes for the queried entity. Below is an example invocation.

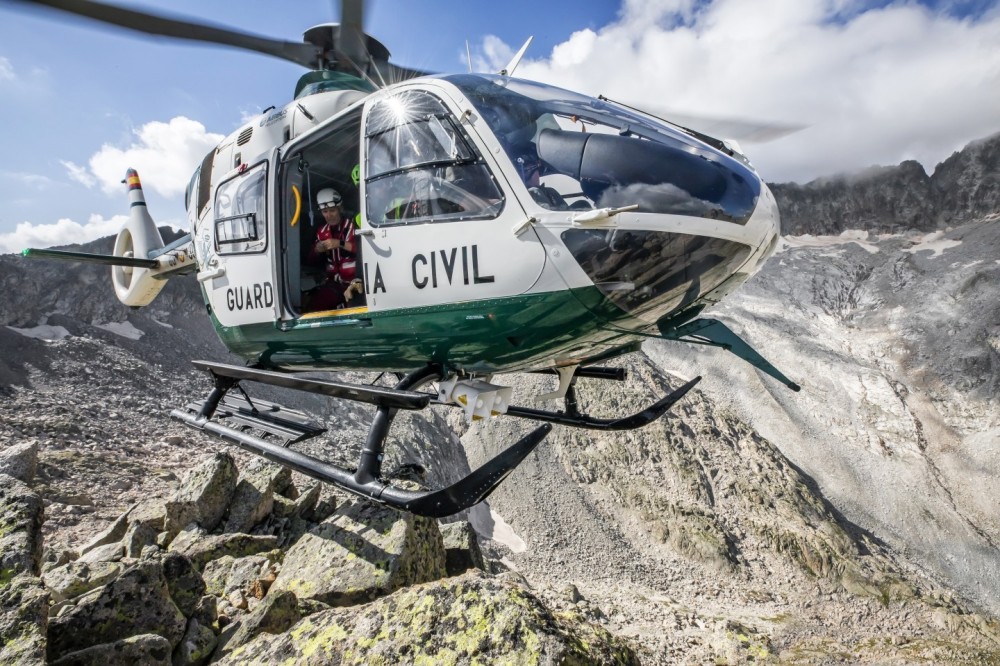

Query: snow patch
[95,320,145,340]
[468,502,527,553]
[904,230,962,257]
[779,230,881,254]
[6,324,71,341]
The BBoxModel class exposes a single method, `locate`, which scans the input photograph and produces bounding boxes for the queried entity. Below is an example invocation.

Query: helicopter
[15,0,799,518]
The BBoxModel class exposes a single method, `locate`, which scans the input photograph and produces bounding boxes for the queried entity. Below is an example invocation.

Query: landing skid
[170,360,697,517]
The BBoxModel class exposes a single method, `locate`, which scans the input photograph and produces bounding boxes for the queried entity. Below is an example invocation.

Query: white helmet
[316,187,342,209]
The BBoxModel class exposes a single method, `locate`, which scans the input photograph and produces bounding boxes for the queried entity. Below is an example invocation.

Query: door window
[215,163,267,254]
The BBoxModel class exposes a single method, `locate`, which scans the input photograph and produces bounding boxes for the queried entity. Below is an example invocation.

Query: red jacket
[310,220,357,283]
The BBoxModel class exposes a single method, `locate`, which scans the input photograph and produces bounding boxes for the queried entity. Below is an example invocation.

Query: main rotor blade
[338,0,367,66]
[11,0,323,69]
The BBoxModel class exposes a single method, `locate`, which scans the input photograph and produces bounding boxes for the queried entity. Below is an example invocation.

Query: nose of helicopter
[556,178,780,326]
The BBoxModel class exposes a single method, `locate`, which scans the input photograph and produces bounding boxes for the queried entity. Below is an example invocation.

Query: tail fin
[112,168,167,306]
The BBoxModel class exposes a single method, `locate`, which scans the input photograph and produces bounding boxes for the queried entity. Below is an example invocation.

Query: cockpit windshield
[444,74,760,224]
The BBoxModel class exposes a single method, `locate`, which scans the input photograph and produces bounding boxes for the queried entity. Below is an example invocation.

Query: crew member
[304,187,361,310]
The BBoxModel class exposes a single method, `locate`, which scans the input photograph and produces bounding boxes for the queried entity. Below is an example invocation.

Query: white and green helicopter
[17,0,799,517]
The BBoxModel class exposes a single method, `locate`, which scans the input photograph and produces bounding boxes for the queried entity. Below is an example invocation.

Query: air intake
[237,127,253,146]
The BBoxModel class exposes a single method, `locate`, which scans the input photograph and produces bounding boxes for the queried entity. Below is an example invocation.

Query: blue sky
[2,0,999,251]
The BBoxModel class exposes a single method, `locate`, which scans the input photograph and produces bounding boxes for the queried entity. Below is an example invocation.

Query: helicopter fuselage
[185,74,779,375]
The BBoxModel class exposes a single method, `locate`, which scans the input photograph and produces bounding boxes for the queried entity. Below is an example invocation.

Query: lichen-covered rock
[218,571,640,665]
[0,573,49,665]
[223,460,291,533]
[268,500,447,607]
[170,532,278,571]
[440,520,486,576]
[49,633,172,666]
[42,561,124,603]
[0,441,39,484]
[160,552,206,618]
[165,453,238,534]
[0,472,44,578]
[46,560,187,661]
[172,617,216,666]
[212,590,301,661]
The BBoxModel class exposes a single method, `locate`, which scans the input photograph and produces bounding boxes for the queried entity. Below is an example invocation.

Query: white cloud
[0,56,14,82]
[0,171,52,188]
[488,0,1000,182]
[86,116,223,197]
[0,214,126,254]
[59,160,97,188]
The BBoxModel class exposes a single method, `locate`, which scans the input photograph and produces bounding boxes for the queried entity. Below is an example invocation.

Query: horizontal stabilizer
[21,247,159,269]
[659,318,801,392]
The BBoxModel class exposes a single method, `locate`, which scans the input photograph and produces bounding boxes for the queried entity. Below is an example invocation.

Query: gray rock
[211,590,300,662]
[170,533,278,571]
[165,453,238,535]
[222,461,291,534]
[77,542,123,564]
[49,633,172,666]
[216,571,639,665]
[128,500,167,533]
[42,561,124,603]
[160,553,206,618]
[268,500,446,607]
[440,520,486,576]
[0,472,44,578]
[0,441,39,484]
[201,556,236,598]
[77,508,132,557]
[171,617,216,666]
[123,520,159,558]
[46,560,187,662]
[0,573,49,665]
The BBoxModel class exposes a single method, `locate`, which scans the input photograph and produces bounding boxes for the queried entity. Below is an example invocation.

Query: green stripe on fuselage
[209,287,648,373]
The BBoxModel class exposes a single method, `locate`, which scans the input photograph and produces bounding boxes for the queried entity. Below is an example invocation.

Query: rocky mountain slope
[771,131,1000,235]
[2,138,1000,662]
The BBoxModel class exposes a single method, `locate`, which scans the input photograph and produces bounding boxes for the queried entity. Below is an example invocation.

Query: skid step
[192,360,432,410]
[182,394,326,446]
[170,406,550,518]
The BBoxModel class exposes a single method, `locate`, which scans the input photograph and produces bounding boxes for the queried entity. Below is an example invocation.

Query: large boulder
[49,633,172,666]
[0,472,44,578]
[222,460,291,534]
[0,573,49,665]
[160,552,207,618]
[440,520,486,576]
[169,531,278,571]
[268,500,447,607]
[164,453,238,535]
[172,618,216,666]
[46,560,187,662]
[77,508,132,557]
[218,571,640,665]
[0,441,39,484]
[42,561,124,603]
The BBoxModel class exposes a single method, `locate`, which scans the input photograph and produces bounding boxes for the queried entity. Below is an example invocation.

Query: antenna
[466,40,473,73]
[500,36,533,77]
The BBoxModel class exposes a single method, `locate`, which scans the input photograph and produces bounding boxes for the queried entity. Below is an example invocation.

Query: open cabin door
[356,86,546,312]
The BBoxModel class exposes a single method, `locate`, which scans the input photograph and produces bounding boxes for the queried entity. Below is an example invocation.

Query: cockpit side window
[214,162,267,254]
[364,90,504,226]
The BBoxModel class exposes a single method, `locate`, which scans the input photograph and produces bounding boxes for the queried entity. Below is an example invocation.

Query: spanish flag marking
[127,175,142,190]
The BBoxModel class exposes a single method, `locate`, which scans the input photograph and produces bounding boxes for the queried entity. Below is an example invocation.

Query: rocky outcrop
[268,499,448,607]
[770,131,1000,234]
[218,571,640,665]
[8,445,631,664]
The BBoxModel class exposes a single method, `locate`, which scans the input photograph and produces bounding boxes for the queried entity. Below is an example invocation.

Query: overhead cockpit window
[365,90,504,226]
[214,163,267,254]
[444,74,760,224]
